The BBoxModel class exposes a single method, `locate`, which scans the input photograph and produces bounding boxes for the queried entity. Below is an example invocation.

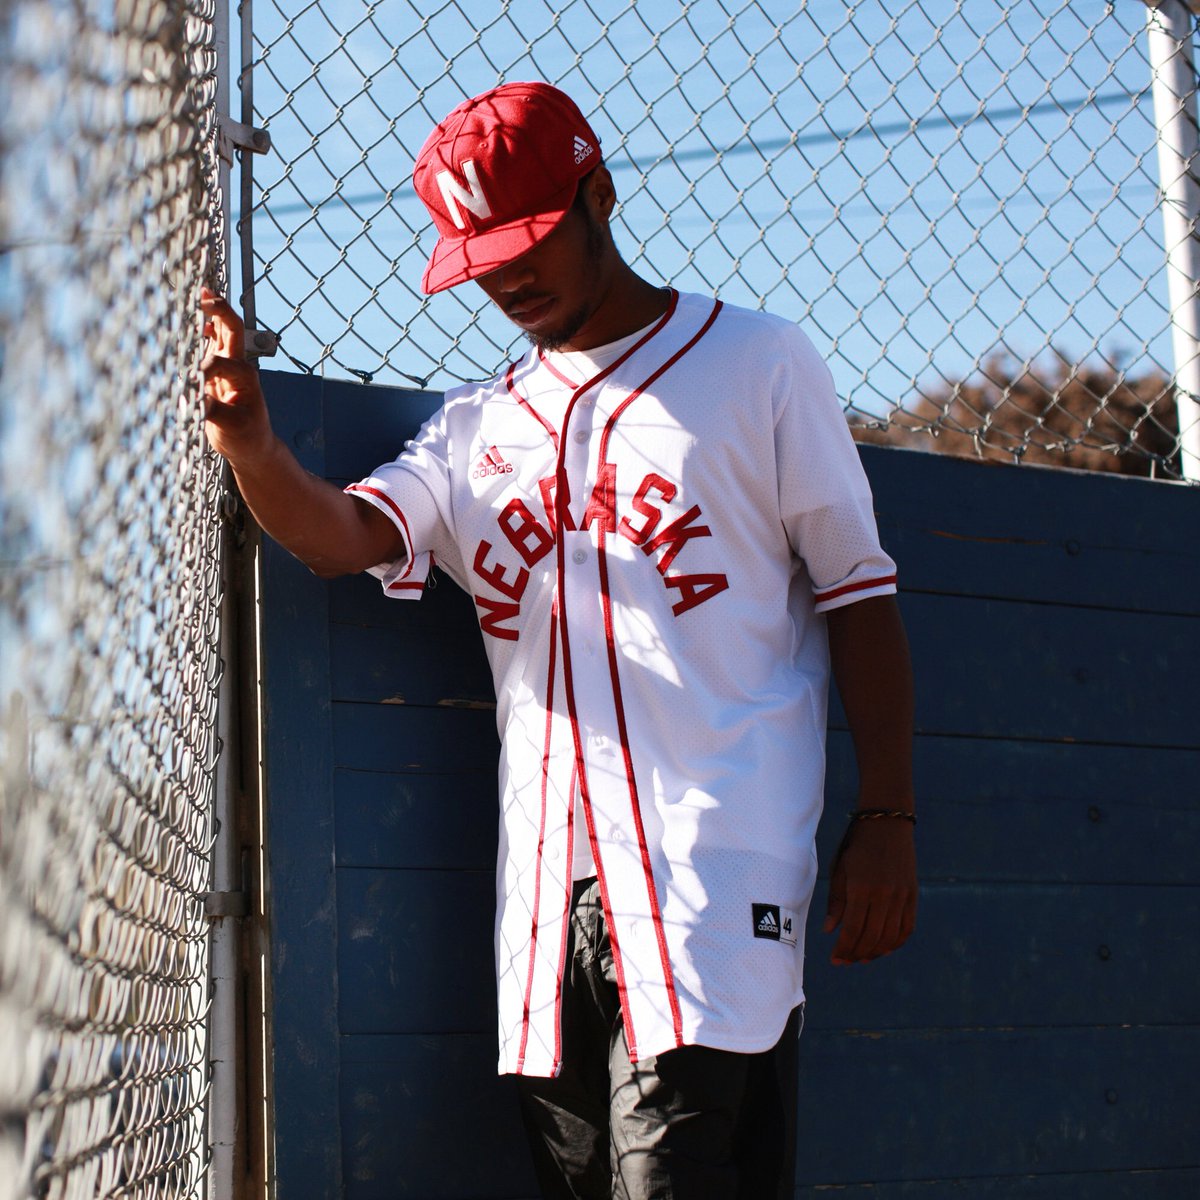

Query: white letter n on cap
[437,160,492,230]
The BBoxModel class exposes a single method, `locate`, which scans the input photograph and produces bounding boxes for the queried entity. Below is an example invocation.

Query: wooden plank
[261,370,330,474]
[334,768,498,871]
[340,1033,536,1200]
[327,547,1198,755]
[332,735,1200,881]
[334,871,1198,1034]
[823,733,1200,886]
[330,709,1200,887]
[801,881,1200,1031]
[328,566,479,631]
[829,593,1198,748]
[260,372,344,1197]
[335,723,1197,879]
[317,382,442,480]
[861,444,1200,615]
[329,617,494,709]
[794,1168,1200,1198]
[793,1025,1200,1183]
[337,868,495,1034]
[332,588,1199,746]
[331,701,500,773]
[257,371,436,483]
[330,592,1198,751]
[333,733,1200,880]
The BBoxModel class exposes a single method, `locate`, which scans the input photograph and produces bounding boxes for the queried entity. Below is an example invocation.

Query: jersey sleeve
[773,326,897,614]
[343,405,459,600]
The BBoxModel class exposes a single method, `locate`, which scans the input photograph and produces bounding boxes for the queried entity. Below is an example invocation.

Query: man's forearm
[825,595,915,810]
[228,434,402,578]
[822,594,918,963]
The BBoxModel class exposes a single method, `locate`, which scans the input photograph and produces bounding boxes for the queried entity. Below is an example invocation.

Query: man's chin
[527,330,570,353]
[524,305,593,354]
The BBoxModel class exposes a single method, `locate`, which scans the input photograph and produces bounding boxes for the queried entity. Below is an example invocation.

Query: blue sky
[242,0,1173,419]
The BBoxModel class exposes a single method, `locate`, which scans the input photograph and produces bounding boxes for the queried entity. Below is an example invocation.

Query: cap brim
[420,178,579,294]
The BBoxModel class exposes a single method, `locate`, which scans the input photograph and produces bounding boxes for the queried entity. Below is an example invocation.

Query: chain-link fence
[0,0,227,1195]
[242,0,1199,479]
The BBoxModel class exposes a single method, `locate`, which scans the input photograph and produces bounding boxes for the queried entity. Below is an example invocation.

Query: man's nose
[491,256,534,293]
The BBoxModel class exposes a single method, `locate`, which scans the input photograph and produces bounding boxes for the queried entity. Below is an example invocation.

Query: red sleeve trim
[813,573,897,603]
[345,482,417,576]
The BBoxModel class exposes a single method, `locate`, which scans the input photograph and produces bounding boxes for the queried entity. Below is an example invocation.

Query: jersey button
[573,429,587,443]
[572,549,587,564]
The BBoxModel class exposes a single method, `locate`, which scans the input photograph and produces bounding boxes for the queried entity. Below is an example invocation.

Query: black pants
[516,877,801,1200]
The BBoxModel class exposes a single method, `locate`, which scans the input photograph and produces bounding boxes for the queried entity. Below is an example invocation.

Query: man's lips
[507,296,555,326]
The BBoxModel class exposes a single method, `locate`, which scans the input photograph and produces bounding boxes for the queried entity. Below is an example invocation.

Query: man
[203,81,917,1200]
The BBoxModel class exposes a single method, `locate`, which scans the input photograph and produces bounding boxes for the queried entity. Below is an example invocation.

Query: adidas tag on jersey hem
[752,903,799,948]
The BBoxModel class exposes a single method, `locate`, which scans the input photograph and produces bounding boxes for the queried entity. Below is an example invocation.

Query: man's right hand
[197,288,406,578]
[200,287,274,468]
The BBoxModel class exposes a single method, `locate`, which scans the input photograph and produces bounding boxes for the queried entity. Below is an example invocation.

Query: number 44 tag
[752,903,799,948]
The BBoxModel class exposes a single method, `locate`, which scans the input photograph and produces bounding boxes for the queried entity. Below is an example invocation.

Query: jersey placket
[508,296,690,1068]
[555,375,668,1064]
[572,297,724,1060]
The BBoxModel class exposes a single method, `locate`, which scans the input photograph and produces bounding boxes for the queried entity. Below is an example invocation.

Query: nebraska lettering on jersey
[471,467,729,637]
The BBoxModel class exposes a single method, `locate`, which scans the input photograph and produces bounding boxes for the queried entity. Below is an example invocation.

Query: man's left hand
[823,817,917,964]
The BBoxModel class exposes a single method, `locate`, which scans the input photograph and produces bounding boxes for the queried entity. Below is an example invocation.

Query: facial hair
[525,209,607,353]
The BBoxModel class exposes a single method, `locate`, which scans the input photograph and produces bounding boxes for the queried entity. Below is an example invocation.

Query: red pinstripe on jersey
[551,760,577,1073]
[554,590,640,1055]
[538,352,578,389]
[516,598,564,1074]
[506,360,561,451]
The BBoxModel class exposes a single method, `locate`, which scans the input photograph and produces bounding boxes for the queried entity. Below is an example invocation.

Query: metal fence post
[1146,0,1200,480]
[209,3,243,1196]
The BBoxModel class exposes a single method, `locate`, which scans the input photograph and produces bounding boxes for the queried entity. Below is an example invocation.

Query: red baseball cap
[414,82,601,294]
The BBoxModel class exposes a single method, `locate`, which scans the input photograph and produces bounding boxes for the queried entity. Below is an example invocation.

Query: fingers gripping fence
[244,0,1200,478]
[0,0,226,1196]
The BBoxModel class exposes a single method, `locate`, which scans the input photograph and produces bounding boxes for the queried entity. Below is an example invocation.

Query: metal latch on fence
[217,116,271,162]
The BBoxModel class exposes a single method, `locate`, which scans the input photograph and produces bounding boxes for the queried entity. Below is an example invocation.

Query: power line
[257,88,1147,218]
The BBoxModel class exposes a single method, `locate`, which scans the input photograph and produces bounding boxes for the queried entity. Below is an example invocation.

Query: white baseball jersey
[347,291,897,1076]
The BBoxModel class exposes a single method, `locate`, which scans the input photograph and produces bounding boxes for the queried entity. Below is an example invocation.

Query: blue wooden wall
[259,370,1200,1199]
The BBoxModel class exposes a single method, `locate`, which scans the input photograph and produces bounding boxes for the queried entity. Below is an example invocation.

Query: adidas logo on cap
[573,134,593,164]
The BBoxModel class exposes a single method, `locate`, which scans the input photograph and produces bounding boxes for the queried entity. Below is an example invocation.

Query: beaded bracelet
[848,808,916,825]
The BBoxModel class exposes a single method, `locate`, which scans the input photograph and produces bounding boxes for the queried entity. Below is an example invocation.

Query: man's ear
[584,164,617,222]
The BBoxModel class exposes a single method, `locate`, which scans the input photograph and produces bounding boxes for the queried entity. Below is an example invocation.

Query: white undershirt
[542,314,663,380]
